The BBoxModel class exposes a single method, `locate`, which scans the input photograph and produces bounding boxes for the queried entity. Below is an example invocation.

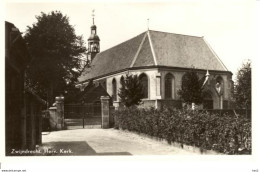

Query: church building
[77,16,233,110]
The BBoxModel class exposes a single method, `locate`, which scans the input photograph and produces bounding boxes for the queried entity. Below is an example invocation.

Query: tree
[24,11,86,105]
[118,74,144,107]
[178,69,204,107]
[234,60,251,109]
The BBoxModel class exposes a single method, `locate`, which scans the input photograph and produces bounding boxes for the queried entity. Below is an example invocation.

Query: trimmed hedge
[113,107,251,154]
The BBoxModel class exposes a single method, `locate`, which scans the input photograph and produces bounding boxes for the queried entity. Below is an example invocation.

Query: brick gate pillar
[100,96,110,129]
[55,96,64,130]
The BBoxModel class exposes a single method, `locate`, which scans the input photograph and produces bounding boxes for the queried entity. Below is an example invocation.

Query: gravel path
[41,128,199,155]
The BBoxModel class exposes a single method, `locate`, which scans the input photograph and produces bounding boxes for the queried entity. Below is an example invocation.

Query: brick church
[77,16,233,110]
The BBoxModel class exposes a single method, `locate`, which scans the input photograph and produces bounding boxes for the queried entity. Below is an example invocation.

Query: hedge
[113,107,251,154]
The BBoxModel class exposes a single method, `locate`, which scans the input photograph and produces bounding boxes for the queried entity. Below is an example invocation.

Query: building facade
[77,21,233,110]
[5,21,45,154]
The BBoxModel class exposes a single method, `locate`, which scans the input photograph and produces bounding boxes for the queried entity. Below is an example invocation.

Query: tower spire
[92,9,95,25]
[87,9,100,63]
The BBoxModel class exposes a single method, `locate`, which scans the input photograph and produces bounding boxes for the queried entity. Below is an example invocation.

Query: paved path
[41,128,199,156]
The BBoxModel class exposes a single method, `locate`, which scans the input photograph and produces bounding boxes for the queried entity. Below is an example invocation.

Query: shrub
[118,74,144,107]
[113,107,251,154]
[177,68,205,106]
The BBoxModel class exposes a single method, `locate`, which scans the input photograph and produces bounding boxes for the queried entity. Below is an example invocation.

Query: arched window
[203,91,213,109]
[118,76,125,101]
[215,76,224,96]
[139,73,148,99]
[112,78,117,101]
[120,76,125,87]
[165,73,174,99]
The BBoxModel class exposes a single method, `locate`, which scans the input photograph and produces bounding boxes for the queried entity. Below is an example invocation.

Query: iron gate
[64,103,101,129]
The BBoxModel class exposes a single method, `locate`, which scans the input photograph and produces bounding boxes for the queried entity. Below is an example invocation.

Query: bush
[113,107,251,154]
[118,74,144,107]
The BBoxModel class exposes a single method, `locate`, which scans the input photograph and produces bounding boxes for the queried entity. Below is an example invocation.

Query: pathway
[40,128,199,155]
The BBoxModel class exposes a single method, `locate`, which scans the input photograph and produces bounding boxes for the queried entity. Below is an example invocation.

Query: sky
[4,0,256,80]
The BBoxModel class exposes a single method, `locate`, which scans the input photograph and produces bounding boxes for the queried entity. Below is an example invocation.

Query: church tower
[87,10,100,63]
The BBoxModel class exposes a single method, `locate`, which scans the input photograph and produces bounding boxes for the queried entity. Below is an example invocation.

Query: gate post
[55,96,64,130]
[101,96,110,129]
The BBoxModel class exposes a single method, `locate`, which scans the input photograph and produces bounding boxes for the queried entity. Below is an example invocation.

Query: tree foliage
[234,60,251,109]
[24,11,86,104]
[178,69,204,105]
[118,74,144,107]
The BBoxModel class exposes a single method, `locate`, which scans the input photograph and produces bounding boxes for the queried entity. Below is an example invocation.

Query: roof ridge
[203,37,228,71]
[147,30,158,65]
[148,29,203,38]
[98,31,147,55]
[96,30,202,56]
[130,31,148,67]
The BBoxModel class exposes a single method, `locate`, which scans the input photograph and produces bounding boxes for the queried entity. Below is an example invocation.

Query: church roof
[78,30,229,82]
[79,84,111,103]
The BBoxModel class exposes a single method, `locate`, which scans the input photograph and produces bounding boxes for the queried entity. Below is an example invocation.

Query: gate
[64,102,101,129]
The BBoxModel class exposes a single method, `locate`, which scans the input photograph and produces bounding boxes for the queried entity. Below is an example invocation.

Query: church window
[112,78,117,101]
[165,73,174,99]
[215,76,224,96]
[120,76,125,86]
[139,73,148,99]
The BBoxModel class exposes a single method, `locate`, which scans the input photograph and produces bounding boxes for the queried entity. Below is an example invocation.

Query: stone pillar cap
[55,96,64,101]
[100,96,110,100]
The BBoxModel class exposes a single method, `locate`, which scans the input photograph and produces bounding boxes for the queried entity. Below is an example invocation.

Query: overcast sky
[4,0,256,79]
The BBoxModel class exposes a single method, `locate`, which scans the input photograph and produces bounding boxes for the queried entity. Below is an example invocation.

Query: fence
[63,103,102,129]
[64,103,101,119]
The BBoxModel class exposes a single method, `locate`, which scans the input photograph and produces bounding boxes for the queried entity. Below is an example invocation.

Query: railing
[64,103,102,129]
[64,103,101,119]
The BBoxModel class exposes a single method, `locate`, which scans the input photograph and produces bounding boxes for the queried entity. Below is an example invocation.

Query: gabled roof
[78,30,228,82]
[79,84,111,103]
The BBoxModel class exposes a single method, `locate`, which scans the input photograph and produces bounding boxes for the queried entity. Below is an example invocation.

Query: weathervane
[92,9,95,25]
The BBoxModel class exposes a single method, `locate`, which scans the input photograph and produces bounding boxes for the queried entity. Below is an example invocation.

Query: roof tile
[133,35,155,67]
[79,30,228,82]
[78,32,145,82]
